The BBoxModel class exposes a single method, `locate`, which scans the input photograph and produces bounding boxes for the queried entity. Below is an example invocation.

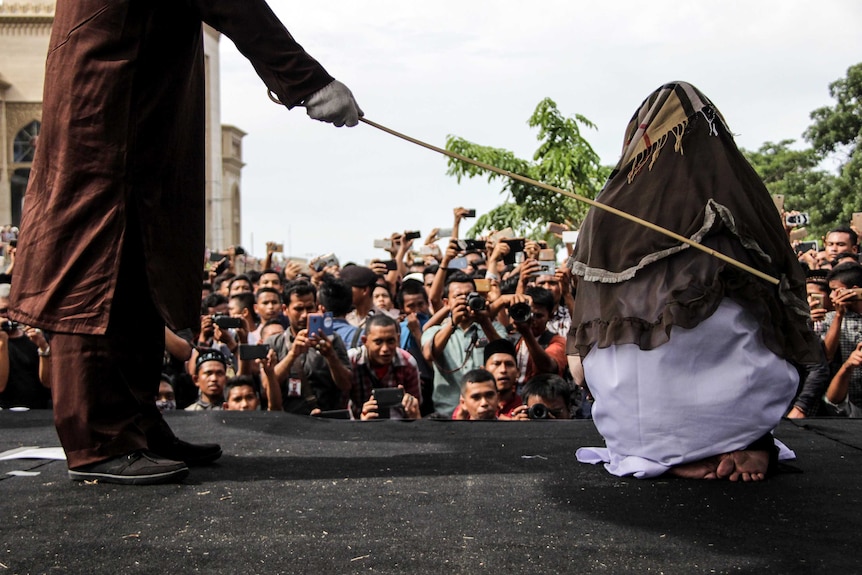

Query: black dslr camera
[212,313,242,329]
[466,292,486,312]
[509,302,532,324]
[527,404,549,420]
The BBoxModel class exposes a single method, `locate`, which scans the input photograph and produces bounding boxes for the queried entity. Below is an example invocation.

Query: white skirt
[577,298,798,478]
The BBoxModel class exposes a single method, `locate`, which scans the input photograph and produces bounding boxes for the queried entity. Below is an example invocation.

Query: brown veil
[567,82,819,364]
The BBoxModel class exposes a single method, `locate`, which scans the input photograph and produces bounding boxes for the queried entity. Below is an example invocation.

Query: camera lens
[509,302,532,324]
[527,404,549,419]
[466,292,486,312]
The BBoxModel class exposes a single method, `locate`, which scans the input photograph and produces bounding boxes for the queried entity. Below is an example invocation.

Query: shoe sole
[68,466,189,485]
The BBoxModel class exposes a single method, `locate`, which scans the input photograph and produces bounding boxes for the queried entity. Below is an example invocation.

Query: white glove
[303,80,363,127]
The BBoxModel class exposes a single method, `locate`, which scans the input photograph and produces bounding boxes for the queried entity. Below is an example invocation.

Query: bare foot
[715,450,769,482]
[667,456,721,479]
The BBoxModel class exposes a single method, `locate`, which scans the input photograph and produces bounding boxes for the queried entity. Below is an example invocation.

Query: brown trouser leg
[52,220,171,468]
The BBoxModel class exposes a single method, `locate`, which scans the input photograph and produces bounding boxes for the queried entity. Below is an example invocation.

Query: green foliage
[742,140,841,239]
[742,63,862,240]
[445,98,610,240]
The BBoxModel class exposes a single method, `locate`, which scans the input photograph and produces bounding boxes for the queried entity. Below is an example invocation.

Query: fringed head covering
[567,81,819,363]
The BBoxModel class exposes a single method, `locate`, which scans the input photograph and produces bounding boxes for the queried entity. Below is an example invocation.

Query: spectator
[223,376,262,411]
[422,271,506,418]
[350,314,421,420]
[248,287,285,345]
[186,350,228,411]
[822,263,862,407]
[509,374,573,420]
[318,275,361,349]
[156,375,176,413]
[267,281,352,414]
[342,265,380,329]
[396,279,435,414]
[512,286,568,385]
[451,337,523,420]
[0,284,52,409]
[822,342,862,417]
[482,338,523,418]
[824,226,858,262]
[228,274,254,296]
[534,268,575,338]
[257,269,284,294]
[454,368,499,421]
[806,270,832,336]
[373,283,400,319]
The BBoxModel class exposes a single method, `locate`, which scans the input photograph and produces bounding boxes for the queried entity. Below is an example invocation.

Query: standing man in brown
[9,0,362,485]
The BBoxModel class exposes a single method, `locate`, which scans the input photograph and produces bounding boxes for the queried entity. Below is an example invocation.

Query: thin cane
[265,91,779,286]
[358,117,780,286]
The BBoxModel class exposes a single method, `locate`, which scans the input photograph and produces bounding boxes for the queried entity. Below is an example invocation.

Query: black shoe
[149,437,222,466]
[69,451,189,485]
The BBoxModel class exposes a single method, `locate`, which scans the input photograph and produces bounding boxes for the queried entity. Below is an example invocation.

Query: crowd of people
[3,206,859,422]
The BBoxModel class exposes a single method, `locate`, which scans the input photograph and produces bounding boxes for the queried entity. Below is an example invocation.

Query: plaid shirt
[347,346,420,418]
[823,309,862,406]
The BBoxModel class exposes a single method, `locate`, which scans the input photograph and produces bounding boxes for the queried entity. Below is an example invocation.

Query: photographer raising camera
[0,283,52,410]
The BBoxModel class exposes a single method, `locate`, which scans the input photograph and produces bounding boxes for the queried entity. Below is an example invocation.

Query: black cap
[483,338,517,364]
[196,349,227,371]
[340,265,379,288]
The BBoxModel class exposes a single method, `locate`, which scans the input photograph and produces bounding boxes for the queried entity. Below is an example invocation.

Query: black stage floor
[1,411,860,574]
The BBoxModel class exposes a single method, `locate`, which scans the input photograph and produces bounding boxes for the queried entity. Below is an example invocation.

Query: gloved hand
[304,80,363,127]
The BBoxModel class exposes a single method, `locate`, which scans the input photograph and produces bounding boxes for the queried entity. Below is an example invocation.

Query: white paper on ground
[0,446,66,461]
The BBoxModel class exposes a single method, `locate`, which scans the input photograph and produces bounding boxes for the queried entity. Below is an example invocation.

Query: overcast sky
[218,0,862,266]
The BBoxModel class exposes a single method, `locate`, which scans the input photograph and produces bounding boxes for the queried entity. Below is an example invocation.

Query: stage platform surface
[1,411,860,574]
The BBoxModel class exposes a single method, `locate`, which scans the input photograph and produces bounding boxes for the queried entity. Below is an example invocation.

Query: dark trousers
[52,221,173,468]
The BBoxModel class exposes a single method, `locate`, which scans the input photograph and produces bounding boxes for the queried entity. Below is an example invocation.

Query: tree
[741,63,862,240]
[445,98,610,241]
[742,140,839,239]
[802,63,862,233]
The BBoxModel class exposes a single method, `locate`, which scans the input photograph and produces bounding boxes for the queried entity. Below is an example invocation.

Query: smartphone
[810,293,825,309]
[266,242,284,253]
[238,343,270,360]
[785,213,810,227]
[502,239,526,265]
[213,314,242,329]
[404,231,421,241]
[561,230,579,244]
[448,256,470,270]
[547,222,567,234]
[852,212,862,231]
[772,194,785,213]
[372,387,405,409]
[436,227,454,238]
[209,251,226,262]
[307,312,334,337]
[794,240,819,253]
[489,228,515,242]
[532,261,557,277]
[464,209,476,218]
[456,239,486,252]
[382,259,398,271]
[418,245,440,256]
[474,278,491,293]
[314,253,339,272]
[373,239,393,250]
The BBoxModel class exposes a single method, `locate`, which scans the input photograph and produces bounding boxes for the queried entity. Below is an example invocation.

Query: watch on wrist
[38,345,51,357]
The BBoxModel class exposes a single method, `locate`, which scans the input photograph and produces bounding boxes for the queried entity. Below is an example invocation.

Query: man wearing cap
[342,265,382,330]
[186,350,228,411]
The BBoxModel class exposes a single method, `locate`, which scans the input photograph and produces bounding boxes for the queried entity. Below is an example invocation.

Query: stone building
[0,0,244,250]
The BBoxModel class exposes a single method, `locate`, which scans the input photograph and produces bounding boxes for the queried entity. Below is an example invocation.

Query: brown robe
[9,0,334,335]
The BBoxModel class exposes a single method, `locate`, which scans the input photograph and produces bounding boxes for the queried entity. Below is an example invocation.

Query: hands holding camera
[359,385,420,420]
